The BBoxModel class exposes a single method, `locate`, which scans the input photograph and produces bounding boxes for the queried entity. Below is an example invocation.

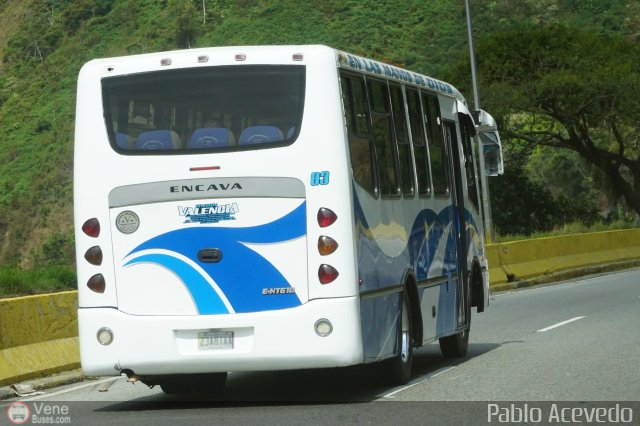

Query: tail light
[317,208,337,228]
[82,218,100,238]
[97,327,114,345]
[87,274,106,293]
[314,319,333,337]
[84,246,103,266]
[318,264,339,284]
[318,236,338,256]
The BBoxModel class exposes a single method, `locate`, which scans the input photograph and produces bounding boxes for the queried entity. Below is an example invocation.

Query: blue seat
[135,130,181,150]
[239,126,284,145]
[188,128,235,149]
[115,132,131,149]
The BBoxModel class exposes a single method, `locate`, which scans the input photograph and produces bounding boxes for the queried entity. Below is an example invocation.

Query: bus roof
[335,49,465,101]
[81,44,465,102]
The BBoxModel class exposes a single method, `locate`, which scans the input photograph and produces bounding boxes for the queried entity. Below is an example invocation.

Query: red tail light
[87,274,106,293]
[82,218,100,238]
[317,208,337,228]
[318,264,339,284]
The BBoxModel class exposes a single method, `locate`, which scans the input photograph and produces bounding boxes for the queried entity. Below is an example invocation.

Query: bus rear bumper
[78,296,363,376]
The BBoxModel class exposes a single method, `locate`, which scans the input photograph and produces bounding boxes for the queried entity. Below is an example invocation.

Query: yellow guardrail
[0,291,79,386]
[487,229,640,287]
[0,229,639,387]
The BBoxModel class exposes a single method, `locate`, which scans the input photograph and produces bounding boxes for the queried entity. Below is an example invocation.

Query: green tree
[453,24,640,218]
[490,165,564,235]
[159,0,201,49]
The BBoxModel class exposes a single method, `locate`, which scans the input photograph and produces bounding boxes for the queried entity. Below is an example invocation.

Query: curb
[0,369,84,401]
[490,260,640,293]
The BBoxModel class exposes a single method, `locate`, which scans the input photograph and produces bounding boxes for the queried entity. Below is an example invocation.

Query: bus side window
[423,93,449,198]
[340,73,375,195]
[459,114,479,209]
[389,84,414,198]
[406,88,431,197]
[368,79,400,198]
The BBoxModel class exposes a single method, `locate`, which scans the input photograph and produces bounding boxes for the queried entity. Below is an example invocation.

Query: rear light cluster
[316,208,339,284]
[82,218,105,294]
[82,219,114,346]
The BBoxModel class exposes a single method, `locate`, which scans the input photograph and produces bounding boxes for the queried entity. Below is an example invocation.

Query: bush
[490,165,599,236]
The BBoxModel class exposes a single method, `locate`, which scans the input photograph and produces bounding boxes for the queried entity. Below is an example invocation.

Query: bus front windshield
[102,65,305,153]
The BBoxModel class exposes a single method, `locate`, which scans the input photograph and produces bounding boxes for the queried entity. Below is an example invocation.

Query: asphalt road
[2,269,640,425]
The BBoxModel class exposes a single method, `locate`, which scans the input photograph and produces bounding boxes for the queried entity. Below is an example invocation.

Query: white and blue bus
[74,45,503,393]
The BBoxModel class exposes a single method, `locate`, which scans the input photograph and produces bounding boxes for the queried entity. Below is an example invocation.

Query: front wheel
[383,291,414,385]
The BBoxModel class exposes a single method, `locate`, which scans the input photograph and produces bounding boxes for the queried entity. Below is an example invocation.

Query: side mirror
[472,109,504,176]
[479,131,504,176]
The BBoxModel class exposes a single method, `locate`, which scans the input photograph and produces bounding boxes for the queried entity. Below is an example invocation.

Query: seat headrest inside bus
[188,128,235,149]
[239,126,284,145]
[135,130,182,149]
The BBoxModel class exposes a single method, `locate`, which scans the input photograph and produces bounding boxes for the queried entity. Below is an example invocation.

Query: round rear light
[97,327,114,345]
[314,319,333,337]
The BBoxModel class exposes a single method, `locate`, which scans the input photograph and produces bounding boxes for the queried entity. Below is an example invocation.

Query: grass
[494,220,640,243]
[0,265,76,298]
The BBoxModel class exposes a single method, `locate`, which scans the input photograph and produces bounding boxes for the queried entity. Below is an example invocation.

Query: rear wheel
[438,325,469,358]
[383,291,413,385]
[159,372,227,396]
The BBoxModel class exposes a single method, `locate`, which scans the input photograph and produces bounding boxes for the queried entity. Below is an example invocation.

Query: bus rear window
[102,65,305,153]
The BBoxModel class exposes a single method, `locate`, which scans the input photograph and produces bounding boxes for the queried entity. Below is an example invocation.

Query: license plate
[198,330,233,350]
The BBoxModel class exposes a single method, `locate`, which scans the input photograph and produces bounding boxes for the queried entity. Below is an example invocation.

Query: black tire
[438,325,469,358]
[160,372,227,395]
[383,291,414,385]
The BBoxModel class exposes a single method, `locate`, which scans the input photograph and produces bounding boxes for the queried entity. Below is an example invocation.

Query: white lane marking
[537,316,586,333]
[379,366,456,399]
[18,376,124,401]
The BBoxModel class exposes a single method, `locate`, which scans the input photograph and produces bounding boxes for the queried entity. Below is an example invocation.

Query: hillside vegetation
[0,0,638,286]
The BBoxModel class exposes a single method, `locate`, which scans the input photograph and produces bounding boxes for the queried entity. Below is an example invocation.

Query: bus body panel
[353,181,462,358]
[75,45,360,374]
[75,44,498,379]
[110,195,308,316]
[338,63,488,359]
[78,296,362,376]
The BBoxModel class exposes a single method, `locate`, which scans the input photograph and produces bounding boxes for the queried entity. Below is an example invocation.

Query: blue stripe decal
[352,190,479,291]
[123,201,306,314]
[352,187,480,359]
[124,253,229,314]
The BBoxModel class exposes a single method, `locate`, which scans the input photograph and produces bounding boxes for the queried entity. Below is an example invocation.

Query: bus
[74,45,504,394]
